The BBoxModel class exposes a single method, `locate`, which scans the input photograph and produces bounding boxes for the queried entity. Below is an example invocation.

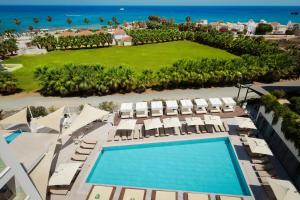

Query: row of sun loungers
[87,186,244,200]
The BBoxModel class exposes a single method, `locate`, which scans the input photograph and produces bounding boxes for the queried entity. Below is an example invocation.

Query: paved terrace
[48,114,292,200]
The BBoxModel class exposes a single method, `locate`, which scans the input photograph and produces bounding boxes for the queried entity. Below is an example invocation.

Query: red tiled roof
[61,31,76,37]
[78,30,93,36]
[114,29,126,35]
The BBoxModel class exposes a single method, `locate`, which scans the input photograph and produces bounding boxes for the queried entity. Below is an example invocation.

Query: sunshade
[144,118,163,130]
[48,162,82,186]
[63,104,109,136]
[208,98,223,107]
[185,117,204,126]
[234,117,257,130]
[247,136,273,156]
[180,99,193,108]
[120,103,133,112]
[222,97,236,106]
[135,102,148,111]
[34,106,65,133]
[194,99,208,107]
[117,119,137,130]
[267,178,300,200]
[163,117,181,128]
[204,115,222,126]
[166,100,178,109]
[151,101,163,110]
[0,108,28,129]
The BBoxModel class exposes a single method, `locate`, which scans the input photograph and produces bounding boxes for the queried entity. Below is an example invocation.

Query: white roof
[0,108,28,129]
[63,104,109,136]
[120,103,133,112]
[222,97,236,106]
[151,101,163,110]
[267,178,300,200]
[48,162,82,186]
[194,99,208,107]
[144,118,163,130]
[34,106,65,133]
[180,99,193,108]
[163,117,181,128]
[234,117,257,130]
[204,115,222,125]
[185,117,204,126]
[165,100,178,109]
[135,102,148,111]
[117,119,137,130]
[247,136,273,156]
[208,98,223,107]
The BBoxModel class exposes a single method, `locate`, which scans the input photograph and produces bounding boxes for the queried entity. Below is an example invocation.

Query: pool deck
[50,117,273,200]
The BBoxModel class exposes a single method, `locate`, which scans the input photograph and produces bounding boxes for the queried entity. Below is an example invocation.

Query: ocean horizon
[0,5,299,32]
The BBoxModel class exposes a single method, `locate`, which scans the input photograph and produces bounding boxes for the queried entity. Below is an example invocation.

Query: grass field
[2,41,237,92]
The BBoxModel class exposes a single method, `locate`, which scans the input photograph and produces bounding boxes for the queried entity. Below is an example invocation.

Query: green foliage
[255,23,273,35]
[271,90,286,98]
[0,38,18,59]
[27,106,48,122]
[32,33,113,51]
[98,101,118,112]
[261,94,300,154]
[289,97,300,115]
[0,69,18,95]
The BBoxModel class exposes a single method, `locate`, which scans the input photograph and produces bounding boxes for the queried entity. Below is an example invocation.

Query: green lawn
[2,41,237,92]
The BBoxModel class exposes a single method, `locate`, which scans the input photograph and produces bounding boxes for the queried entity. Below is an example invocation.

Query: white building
[246,19,257,35]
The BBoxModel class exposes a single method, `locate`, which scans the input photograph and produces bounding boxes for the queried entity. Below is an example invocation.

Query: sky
[0,0,299,6]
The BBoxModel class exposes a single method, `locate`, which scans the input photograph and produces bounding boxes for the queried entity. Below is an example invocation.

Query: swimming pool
[4,130,24,144]
[86,137,251,196]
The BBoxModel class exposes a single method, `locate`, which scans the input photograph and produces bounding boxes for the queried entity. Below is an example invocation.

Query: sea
[0,6,299,32]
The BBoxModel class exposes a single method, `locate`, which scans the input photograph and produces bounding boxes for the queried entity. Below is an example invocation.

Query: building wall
[256,106,300,189]
[0,135,42,200]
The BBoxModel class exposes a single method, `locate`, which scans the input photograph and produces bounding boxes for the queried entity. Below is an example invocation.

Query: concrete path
[0,87,257,111]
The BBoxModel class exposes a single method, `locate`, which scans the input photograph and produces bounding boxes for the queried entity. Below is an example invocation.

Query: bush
[27,106,48,122]
[98,101,118,112]
[271,90,286,98]
[255,23,273,35]
[0,69,18,95]
[289,97,300,115]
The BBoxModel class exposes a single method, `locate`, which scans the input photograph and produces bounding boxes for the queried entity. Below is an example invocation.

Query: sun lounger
[49,188,69,195]
[219,124,225,132]
[154,129,160,137]
[127,130,133,140]
[181,124,187,135]
[206,125,214,133]
[136,110,148,118]
[258,177,269,184]
[166,109,178,116]
[213,125,221,132]
[121,131,127,140]
[195,107,207,114]
[83,139,97,144]
[152,190,178,200]
[200,125,207,133]
[114,131,120,141]
[254,164,273,171]
[80,142,96,149]
[159,128,165,136]
[187,126,196,134]
[87,185,116,200]
[133,127,139,139]
[210,106,221,113]
[152,109,163,117]
[181,108,193,115]
[76,148,92,155]
[195,125,201,134]
[140,127,145,139]
[121,111,133,119]
[71,154,87,162]
[174,127,180,135]
[252,157,270,164]
[223,106,234,112]
[256,170,276,177]
[223,122,229,132]
[183,192,211,200]
[216,195,243,200]
[164,128,171,136]
[119,187,146,200]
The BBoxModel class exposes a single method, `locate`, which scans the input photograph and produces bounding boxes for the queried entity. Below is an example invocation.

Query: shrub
[98,101,118,112]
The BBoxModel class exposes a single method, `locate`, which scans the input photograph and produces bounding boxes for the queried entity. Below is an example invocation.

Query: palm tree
[84,18,90,25]
[185,16,191,24]
[28,25,34,32]
[66,18,72,25]
[112,16,119,25]
[99,16,104,23]
[108,20,113,27]
[14,18,21,25]
[47,16,52,22]
[33,18,39,24]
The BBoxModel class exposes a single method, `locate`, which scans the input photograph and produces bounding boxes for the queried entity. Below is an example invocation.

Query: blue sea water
[86,137,251,196]
[0,6,299,32]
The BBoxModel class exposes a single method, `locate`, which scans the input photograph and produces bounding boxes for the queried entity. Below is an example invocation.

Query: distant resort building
[113,28,133,46]
[246,19,257,35]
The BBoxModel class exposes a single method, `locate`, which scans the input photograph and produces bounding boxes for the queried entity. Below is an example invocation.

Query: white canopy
[0,108,28,129]
[135,102,148,112]
[267,178,300,200]
[34,106,65,133]
[235,117,257,130]
[165,100,178,109]
[247,136,273,156]
[163,117,181,128]
[194,99,208,107]
[185,117,204,126]
[222,97,236,106]
[120,103,133,112]
[208,98,223,107]
[204,115,222,126]
[151,101,163,110]
[144,118,163,130]
[63,104,109,136]
[180,99,193,108]
[48,162,82,186]
[117,119,137,130]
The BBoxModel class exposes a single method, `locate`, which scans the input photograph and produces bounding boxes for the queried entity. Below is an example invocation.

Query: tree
[99,16,104,23]
[47,16,52,22]
[14,18,21,25]
[112,16,119,25]
[66,18,72,25]
[255,23,273,35]
[28,25,34,32]
[33,18,39,24]
[84,18,90,25]
[185,16,191,24]
[108,20,113,27]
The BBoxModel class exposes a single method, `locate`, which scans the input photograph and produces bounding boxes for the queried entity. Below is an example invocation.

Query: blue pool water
[4,130,24,144]
[87,137,251,196]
